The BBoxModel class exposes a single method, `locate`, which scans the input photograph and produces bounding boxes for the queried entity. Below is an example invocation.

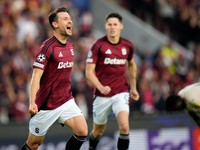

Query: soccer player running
[21,7,88,150]
[165,82,200,126]
[85,12,139,150]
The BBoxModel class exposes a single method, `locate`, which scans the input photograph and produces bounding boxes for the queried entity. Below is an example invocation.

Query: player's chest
[52,46,74,62]
[100,45,129,59]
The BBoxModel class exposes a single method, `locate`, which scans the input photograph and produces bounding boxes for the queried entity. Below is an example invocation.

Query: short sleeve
[33,42,52,70]
[86,42,100,64]
[127,42,134,61]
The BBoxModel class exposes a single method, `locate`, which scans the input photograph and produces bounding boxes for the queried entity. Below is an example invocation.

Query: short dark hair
[165,95,186,112]
[106,12,122,22]
[48,7,69,29]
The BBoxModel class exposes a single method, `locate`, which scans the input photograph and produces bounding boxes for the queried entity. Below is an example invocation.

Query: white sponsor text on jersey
[104,58,126,65]
[57,61,73,69]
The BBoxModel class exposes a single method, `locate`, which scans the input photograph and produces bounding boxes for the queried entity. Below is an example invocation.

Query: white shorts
[29,99,83,136]
[93,92,130,125]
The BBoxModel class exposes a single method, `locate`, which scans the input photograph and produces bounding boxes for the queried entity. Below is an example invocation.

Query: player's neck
[107,36,120,44]
[54,32,67,44]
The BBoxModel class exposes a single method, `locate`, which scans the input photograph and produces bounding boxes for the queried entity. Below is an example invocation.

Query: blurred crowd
[120,0,200,47]
[0,0,200,125]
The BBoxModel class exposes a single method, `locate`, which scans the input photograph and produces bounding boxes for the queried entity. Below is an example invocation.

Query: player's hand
[99,86,111,95]
[29,102,38,116]
[130,88,139,101]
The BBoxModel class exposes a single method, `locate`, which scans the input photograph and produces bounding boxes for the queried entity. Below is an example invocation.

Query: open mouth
[66,26,71,31]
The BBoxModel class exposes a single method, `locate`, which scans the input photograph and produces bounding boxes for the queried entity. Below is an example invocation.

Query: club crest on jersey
[37,54,46,62]
[121,48,127,55]
[70,48,74,56]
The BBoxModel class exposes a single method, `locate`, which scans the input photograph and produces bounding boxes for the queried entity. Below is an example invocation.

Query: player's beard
[60,28,72,38]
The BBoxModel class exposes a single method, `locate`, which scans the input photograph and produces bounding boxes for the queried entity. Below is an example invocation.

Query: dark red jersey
[86,36,135,97]
[33,36,74,110]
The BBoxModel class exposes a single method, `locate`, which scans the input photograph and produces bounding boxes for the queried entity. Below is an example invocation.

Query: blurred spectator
[156,0,176,36]
[139,76,155,114]
[159,40,180,74]
[11,89,29,123]
[193,44,200,80]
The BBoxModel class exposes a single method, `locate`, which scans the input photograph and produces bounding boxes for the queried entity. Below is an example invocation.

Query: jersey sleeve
[32,42,52,70]
[86,41,100,64]
[127,42,134,61]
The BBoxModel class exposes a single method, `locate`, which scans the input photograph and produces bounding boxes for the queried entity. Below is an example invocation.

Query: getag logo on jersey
[104,58,126,65]
[57,61,73,69]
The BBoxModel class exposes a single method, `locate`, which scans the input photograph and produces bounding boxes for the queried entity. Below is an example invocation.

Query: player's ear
[52,21,58,29]
[105,23,108,30]
[120,23,124,30]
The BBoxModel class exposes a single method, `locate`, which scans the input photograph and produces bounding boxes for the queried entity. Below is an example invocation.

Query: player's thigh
[112,92,130,133]
[112,92,130,116]
[65,115,88,136]
[93,96,112,124]
[60,99,88,136]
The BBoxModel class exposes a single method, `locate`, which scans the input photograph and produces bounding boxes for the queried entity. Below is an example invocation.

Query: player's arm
[85,63,111,95]
[187,110,200,127]
[127,58,139,101]
[28,68,43,115]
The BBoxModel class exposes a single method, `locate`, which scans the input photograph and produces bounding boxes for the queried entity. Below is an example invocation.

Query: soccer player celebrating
[85,12,139,150]
[165,82,200,126]
[21,7,88,150]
